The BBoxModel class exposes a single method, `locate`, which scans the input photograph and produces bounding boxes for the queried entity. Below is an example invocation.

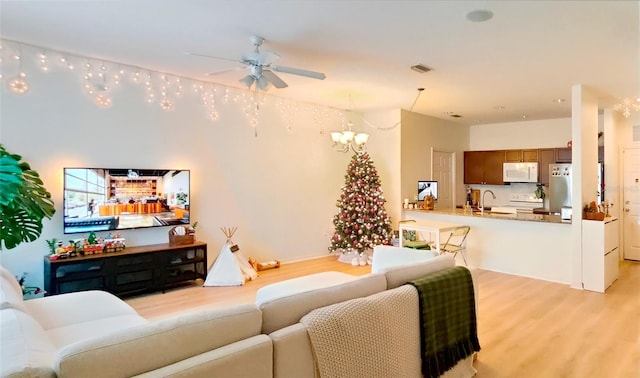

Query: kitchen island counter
[405,208,568,224]
[403,209,572,284]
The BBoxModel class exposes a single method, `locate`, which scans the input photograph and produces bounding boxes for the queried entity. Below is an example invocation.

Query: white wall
[360,109,402,229]
[400,110,469,209]
[0,52,401,287]
[469,118,571,150]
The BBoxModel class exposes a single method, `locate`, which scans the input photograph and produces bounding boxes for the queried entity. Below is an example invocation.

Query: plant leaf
[0,155,24,206]
[0,144,55,250]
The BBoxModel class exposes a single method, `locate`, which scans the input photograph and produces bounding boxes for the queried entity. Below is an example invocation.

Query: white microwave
[503,162,539,183]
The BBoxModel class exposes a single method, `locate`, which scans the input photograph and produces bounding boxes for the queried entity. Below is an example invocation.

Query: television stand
[44,241,207,297]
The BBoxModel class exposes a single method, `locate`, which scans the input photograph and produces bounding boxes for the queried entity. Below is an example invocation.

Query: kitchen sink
[486,206,518,214]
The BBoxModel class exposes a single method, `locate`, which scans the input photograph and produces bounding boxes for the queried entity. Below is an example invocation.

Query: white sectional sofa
[1,265,271,378]
[1,246,478,378]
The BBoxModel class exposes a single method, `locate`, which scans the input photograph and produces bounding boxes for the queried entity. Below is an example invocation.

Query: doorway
[622,148,640,261]
[432,150,455,209]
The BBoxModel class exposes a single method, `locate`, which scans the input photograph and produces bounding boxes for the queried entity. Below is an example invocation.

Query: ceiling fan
[186,36,326,90]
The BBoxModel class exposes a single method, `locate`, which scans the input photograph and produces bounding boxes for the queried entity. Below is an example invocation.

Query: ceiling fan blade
[242,50,280,66]
[205,67,246,76]
[271,65,326,80]
[184,52,245,64]
[262,70,288,89]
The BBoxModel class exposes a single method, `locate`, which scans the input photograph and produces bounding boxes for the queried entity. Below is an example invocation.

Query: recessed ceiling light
[466,9,494,23]
[553,98,566,103]
[522,115,527,119]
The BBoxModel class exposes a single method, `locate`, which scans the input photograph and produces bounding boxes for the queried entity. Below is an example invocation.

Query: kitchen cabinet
[582,217,619,293]
[504,149,538,162]
[464,150,505,185]
[538,148,556,185]
[555,147,572,163]
[554,146,603,164]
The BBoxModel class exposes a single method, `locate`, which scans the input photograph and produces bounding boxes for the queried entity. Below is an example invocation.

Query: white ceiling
[1,0,638,124]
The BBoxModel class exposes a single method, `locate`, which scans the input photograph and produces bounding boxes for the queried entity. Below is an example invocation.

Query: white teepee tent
[203,227,258,287]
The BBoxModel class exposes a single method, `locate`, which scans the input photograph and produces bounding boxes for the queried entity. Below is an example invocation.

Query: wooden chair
[439,226,471,265]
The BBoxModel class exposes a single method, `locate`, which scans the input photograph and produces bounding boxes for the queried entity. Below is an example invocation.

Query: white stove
[490,194,544,214]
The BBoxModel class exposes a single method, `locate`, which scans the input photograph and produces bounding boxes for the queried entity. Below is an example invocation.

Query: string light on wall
[0,38,347,135]
[38,51,48,72]
[7,47,29,94]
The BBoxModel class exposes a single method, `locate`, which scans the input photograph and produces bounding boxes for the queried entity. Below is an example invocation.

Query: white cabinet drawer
[604,218,619,254]
[604,247,619,289]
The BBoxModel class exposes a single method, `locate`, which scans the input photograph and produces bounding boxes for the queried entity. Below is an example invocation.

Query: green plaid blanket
[408,266,481,378]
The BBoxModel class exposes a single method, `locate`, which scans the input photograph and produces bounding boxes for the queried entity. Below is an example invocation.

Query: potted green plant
[0,144,56,250]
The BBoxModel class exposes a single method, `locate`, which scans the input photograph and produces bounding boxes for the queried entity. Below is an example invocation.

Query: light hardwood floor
[126,258,640,378]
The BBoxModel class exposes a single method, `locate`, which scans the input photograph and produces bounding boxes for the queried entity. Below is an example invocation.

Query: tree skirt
[336,250,372,265]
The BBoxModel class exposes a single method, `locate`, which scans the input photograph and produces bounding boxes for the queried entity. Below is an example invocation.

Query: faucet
[481,190,496,215]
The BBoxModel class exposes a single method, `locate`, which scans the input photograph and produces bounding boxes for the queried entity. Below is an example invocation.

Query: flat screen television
[418,180,438,201]
[63,168,190,234]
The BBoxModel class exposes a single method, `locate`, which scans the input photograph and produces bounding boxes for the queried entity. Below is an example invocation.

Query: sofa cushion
[258,273,387,334]
[56,304,263,378]
[380,254,456,289]
[0,275,27,313]
[269,323,316,378]
[133,335,273,378]
[46,314,147,349]
[0,264,22,291]
[0,308,56,378]
[371,245,438,273]
[24,290,141,330]
[255,271,358,305]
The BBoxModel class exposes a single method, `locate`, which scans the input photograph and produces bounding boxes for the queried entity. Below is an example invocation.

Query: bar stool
[439,226,471,265]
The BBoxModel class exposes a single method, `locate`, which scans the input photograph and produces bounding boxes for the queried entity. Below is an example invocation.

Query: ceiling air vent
[410,64,432,74]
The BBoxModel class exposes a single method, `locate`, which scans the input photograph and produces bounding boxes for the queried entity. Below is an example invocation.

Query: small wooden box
[168,227,195,245]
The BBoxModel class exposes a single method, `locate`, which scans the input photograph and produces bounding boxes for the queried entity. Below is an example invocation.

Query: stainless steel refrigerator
[549,164,572,215]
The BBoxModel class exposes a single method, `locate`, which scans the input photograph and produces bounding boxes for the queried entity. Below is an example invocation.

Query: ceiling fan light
[239,75,255,88]
[257,76,270,90]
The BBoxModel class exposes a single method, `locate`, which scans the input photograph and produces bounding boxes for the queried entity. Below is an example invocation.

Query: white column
[570,84,599,289]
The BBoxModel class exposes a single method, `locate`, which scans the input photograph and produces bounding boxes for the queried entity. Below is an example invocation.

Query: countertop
[404,207,570,224]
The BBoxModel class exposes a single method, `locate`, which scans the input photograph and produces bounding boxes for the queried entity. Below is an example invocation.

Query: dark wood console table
[43,242,207,297]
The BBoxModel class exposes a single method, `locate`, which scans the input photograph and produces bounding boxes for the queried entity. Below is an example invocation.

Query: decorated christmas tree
[329,152,392,253]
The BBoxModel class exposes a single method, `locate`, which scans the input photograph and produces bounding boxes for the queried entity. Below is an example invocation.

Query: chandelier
[613,97,640,118]
[330,120,369,154]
